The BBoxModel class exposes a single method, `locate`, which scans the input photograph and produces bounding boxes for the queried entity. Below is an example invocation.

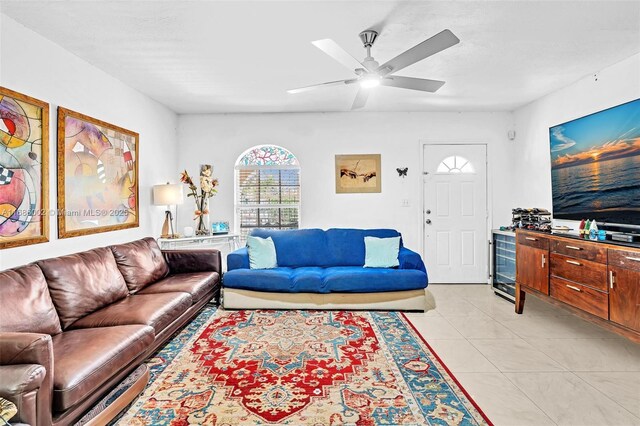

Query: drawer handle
[525,237,538,241]
[566,260,582,266]
[566,245,583,251]
[541,254,546,268]
[625,256,640,262]
[566,284,582,292]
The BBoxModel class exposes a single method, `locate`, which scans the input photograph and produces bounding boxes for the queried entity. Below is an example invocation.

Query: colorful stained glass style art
[0,87,49,249]
[237,145,299,167]
[57,107,139,238]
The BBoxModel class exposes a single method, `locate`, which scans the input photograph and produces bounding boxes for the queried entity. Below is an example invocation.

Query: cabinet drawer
[550,277,608,319]
[517,232,549,250]
[608,249,640,272]
[551,239,606,263]
[550,253,608,291]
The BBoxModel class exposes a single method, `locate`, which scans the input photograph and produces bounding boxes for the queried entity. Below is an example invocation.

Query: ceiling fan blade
[351,87,369,110]
[378,29,460,75]
[287,79,357,94]
[381,76,445,92]
[312,39,365,73]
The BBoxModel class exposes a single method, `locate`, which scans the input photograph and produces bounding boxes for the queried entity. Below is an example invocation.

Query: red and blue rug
[115,308,492,425]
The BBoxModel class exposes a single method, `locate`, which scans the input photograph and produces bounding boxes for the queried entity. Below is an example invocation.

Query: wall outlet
[401,199,410,207]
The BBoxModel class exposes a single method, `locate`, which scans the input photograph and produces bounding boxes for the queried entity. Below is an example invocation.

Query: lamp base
[160,210,173,238]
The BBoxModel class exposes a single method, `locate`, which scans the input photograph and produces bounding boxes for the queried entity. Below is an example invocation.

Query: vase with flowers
[180,165,219,236]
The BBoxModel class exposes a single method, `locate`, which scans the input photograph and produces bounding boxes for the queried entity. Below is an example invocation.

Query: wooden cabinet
[609,249,640,332]
[515,229,640,342]
[516,245,549,295]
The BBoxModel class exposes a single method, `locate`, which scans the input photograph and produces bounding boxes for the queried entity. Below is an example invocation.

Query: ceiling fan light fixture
[360,74,381,89]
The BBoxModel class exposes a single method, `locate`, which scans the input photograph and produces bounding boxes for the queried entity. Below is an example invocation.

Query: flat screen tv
[549,98,640,228]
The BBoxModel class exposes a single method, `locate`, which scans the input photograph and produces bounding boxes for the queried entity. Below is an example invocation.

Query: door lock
[425,209,431,215]
[426,219,432,225]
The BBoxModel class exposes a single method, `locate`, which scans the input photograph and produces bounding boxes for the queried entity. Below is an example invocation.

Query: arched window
[235,145,300,240]
[436,155,475,174]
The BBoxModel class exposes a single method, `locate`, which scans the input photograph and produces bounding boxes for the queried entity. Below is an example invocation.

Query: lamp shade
[153,183,184,206]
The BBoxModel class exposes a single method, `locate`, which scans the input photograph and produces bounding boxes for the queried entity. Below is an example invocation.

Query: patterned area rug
[116,309,491,425]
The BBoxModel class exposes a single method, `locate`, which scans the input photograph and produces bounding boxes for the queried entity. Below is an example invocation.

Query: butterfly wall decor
[396,167,408,178]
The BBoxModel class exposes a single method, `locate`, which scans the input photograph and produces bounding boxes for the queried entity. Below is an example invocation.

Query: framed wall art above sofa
[0,86,49,249]
[57,107,139,238]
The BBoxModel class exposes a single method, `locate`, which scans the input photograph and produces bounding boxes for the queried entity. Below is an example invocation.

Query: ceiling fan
[288,29,460,110]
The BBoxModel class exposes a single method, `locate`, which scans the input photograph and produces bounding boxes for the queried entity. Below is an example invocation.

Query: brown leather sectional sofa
[0,238,221,426]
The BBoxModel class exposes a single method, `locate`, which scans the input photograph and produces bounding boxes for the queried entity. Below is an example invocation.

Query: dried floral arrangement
[180,165,219,235]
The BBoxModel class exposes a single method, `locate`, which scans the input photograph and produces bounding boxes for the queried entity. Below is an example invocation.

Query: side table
[157,234,241,271]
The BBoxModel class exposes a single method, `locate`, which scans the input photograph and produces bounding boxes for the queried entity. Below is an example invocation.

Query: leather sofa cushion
[37,247,129,329]
[110,238,169,293]
[0,265,62,335]
[138,272,219,304]
[52,325,154,412]
[69,292,192,334]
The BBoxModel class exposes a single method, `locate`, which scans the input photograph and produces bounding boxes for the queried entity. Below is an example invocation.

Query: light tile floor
[405,284,640,426]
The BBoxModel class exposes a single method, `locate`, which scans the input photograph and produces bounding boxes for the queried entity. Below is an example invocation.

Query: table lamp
[153,182,184,238]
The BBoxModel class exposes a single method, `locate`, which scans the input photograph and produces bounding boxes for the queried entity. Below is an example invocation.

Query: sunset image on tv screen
[550,98,640,225]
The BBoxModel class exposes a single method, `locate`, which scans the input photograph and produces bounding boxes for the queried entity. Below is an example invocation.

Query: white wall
[512,53,640,221]
[177,112,514,250]
[0,15,178,269]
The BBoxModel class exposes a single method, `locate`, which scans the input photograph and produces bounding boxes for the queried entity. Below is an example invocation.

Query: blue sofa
[223,228,432,311]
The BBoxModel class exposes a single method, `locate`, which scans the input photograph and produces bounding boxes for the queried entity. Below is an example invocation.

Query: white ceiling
[2,1,640,114]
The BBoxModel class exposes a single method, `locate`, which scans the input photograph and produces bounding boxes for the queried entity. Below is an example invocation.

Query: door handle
[609,270,615,289]
[425,219,432,225]
[425,209,431,215]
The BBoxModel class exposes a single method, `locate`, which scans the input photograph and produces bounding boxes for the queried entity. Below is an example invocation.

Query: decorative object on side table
[180,165,218,236]
[57,107,139,238]
[0,86,50,249]
[211,221,229,234]
[153,182,183,238]
[335,154,381,193]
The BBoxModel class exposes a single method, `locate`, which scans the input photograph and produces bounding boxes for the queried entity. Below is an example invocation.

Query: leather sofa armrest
[227,247,250,271]
[0,364,46,426]
[0,333,52,367]
[163,249,222,274]
[0,333,53,426]
[0,364,45,395]
[398,247,428,275]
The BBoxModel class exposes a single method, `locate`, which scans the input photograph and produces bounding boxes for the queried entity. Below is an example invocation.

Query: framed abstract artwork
[0,87,49,249]
[335,154,381,193]
[57,107,139,238]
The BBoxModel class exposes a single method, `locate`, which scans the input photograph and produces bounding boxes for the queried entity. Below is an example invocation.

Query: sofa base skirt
[222,287,436,312]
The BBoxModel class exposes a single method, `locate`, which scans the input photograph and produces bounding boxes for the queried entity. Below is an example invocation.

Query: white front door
[423,144,488,283]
